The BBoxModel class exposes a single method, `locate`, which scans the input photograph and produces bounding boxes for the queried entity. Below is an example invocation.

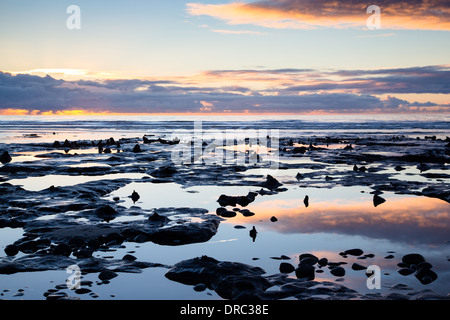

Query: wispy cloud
[187,0,450,30]
[210,29,264,35]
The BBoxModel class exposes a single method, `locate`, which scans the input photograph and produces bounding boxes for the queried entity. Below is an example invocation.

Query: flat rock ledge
[165,256,450,301]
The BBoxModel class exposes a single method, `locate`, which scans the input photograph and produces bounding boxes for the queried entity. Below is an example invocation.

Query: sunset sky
[0,0,449,114]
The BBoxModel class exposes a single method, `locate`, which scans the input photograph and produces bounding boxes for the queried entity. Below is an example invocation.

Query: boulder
[0,151,12,164]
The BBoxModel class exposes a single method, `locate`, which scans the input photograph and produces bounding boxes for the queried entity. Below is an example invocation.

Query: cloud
[187,0,450,30]
[210,29,264,35]
[0,66,449,114]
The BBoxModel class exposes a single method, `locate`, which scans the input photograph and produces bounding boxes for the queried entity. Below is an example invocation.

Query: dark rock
[304,195,309,208]
[318,258,328,267]
[351,263,367,271]
[122,254,137,262]
[193,283,207,292]
[262,175,282,190]
[149,218,221,246]
[68,236,86,249]
[417,262,433,269]
[330,267,346,277]
[132,144,142,153]
[373,194,386,207]
[344,248,364,256]
[148,212,169,223]
[217,192,257,207]
[75,288,91,294]
[98,270,118,281]
[279,263,295,274]
[270,216,278,222]
[240,209,255,217]
[165,256,270,300]
[415,268,438,285]
[151,166,177,177]
[220,210,237,218]
[0,151,12,164]
[394,165,406,171]
[384,255,395,259]
[53,243,72,256]
[398,268,415,276]
[133,234,148,243]
[295,264,315,280]
[131,190,140,203]
[216,207,227,216]
[249,226,257,242]
[4,244,19,256]
[402,253,425,266]
[292,147,307,154]
[95,205,118,221]
[74,248,94,259]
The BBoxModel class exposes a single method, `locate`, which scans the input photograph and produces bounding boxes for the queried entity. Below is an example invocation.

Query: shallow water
[0,114,449,300]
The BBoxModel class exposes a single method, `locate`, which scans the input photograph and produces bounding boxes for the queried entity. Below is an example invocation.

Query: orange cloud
[187,0,450,31]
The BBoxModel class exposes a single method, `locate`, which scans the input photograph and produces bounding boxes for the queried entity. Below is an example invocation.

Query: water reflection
[236,191,450,246]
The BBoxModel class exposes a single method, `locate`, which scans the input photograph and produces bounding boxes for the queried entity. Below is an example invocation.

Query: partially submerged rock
[165,256,271,300]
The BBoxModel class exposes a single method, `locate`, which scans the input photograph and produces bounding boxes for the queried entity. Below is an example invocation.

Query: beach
[0,114,449,300]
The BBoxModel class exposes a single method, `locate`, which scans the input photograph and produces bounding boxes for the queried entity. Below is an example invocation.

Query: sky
[0,0,449,115]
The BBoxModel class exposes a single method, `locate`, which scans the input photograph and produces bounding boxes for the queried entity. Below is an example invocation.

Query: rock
[373,194,386,207]
[402,254,425,266]
[344,248,364,256]
[217,192,257,207]
[132,144,142,153]
[270,216,278,222]
[74,248,94,259]
[249,226,258,242]
[216,207,227,216]
[262,175,282,190]
[75,288,91,294]
[351,263,367,271]
[394,165,406,171]
[398,268,415,276]
[295,264,315,280]
[131,190,140,203]
[384,255,395,259]
[68,236,86,249]
[240,209,255,217]
[148,212,169,223]
[279,263,295,274]
[193,283,207,292]
[292,147,307,154]
[133,234,148,243]
[4,244,19,256]
[417,262,433,269]
[98,270,118,281]
[165,256,270,300]
[95,205,119,221]
[318,258,328,267]
[330,267,346,277]
[53,243,72,256]
[415,268,438,285]
[304,195,309,208]
[122,254,137,261]
[0,151,12,164]
[220,210,237,218]
[151,166,177,177]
